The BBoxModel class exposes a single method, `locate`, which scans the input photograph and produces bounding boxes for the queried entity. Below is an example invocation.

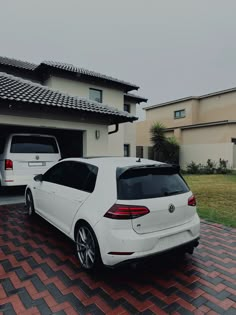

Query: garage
[0,124,83,159]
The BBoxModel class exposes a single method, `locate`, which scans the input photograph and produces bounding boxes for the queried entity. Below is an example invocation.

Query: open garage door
[0,124,83,159]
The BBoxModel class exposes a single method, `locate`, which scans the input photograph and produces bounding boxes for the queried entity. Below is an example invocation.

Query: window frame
[124,103,131,113]
[89,88,103,103]
[174,109,186,119]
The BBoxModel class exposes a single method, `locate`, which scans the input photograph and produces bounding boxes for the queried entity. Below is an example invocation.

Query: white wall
[45,76,125,156]
[180,143,234,169]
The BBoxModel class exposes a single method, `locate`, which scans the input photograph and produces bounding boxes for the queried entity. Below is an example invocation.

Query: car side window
[65,162,98,193]
[43,161,98,192]
[43,162,67,185]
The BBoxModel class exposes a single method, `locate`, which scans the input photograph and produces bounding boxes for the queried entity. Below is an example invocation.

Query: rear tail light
[5,159,13,170]
[104,204,150,219]
[188,195,196,206]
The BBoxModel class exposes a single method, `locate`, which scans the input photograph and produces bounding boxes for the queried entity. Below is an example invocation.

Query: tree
[150,122,166,160]
[150,122,179,164]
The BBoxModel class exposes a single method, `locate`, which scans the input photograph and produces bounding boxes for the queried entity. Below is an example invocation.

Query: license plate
[28,162,44,167]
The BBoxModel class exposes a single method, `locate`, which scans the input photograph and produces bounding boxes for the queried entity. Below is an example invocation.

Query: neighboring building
[136,88,236,168]
[0,57,147,157]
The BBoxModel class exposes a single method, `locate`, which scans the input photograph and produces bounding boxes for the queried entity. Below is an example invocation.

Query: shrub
[203,159,217,174]
[186,158,231,174]
[186,161,202,174]
[216,158,230,174]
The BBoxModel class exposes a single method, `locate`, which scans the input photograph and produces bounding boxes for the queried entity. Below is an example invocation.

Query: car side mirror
[34,174,43,182]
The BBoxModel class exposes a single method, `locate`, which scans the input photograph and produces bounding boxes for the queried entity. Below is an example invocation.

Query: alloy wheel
[76,226,96,269]
[26,191,34,216]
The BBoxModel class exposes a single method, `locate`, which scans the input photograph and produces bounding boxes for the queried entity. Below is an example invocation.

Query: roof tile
[0,56,37,71]
[0,72,137,123]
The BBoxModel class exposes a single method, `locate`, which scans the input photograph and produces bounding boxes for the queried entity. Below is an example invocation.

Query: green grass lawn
[184,174,236,227]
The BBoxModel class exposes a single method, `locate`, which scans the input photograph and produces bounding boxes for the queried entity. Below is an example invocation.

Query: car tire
[75,222,101,271]
[26,190,35,217]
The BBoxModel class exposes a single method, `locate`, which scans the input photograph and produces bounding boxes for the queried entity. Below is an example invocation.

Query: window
[174,109,186,119]
[43,161,98,193]
[43,162,67,185]
[0,137,5,154]
[124,144,130,157]
[232,138,236,144]
[136,146,143,158]
[89,88,103,103]
[64,161,98,192]
[10,136,59,153]
[117,166,189,200]
[124,104,130,113]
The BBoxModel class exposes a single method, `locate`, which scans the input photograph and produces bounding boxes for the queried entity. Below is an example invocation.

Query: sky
[1,0,236,119]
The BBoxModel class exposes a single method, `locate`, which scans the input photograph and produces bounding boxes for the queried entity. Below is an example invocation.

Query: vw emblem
[168,204,175,213]
[35,155,39,160]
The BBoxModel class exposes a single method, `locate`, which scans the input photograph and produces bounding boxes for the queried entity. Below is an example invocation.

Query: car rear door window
[10,136,59,153]
[117,166,189,200]
[64,162,98,193]
[43,162,67,185]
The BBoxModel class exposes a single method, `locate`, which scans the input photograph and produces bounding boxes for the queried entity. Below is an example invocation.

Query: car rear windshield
[0,137,5,154]
[117,166,189,200]
[10,136,59,153]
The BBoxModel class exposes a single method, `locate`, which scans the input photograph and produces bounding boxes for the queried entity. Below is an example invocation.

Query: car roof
[61,157,164,169]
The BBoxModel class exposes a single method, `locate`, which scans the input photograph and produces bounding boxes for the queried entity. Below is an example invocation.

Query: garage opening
[0,125,83,159]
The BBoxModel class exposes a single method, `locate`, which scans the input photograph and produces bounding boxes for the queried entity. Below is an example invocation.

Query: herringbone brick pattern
[0,204,235,315]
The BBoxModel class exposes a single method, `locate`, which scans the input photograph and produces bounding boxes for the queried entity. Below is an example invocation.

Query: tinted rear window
[10,136,59,153]
[0,137,5,154]
[117,166,189,200]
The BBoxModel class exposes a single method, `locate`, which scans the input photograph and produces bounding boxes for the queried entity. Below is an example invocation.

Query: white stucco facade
[45,76,140,157]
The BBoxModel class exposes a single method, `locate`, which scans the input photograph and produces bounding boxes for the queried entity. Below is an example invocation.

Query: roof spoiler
[117,163,180,178]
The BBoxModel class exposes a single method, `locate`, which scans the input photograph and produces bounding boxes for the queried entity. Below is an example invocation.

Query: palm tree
[150,122,179,163]
[150,122,166,160]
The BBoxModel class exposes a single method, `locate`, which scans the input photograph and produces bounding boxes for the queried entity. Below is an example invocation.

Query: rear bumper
[1,175,36,186]
[109,237,200,268]
[95,213,200,266]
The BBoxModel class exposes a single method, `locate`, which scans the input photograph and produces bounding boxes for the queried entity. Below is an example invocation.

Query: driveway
[0,187,25,205]
[0,204,235,315]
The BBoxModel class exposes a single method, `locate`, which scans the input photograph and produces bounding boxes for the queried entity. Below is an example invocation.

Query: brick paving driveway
[0,204,235,315]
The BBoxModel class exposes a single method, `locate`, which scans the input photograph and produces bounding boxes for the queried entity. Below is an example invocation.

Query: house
[0,56,147,158]
[136,88,236,168]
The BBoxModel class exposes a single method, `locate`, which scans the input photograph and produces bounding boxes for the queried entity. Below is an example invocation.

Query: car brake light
[5,159,13,170]
[104,204,150,219]
[188,195,196,206]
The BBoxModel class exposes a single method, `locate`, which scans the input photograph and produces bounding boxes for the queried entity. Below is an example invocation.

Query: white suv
[0,133,61,187]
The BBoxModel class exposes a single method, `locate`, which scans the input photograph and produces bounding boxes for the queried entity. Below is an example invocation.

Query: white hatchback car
[25,157,200,270]
[0,133,61,187]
